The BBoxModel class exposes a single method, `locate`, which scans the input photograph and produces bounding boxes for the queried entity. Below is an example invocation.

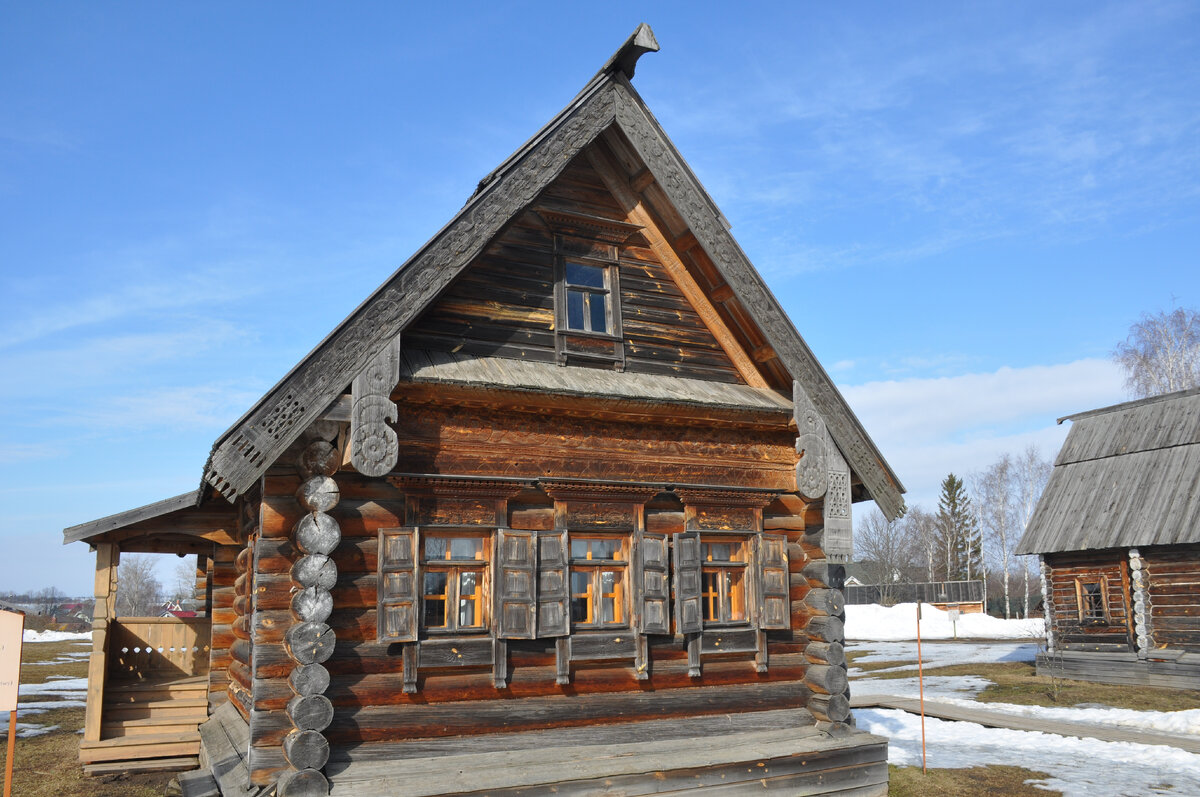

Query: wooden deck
[79,674,209,773]
[850,693,1200,753]
[321,710,888,796]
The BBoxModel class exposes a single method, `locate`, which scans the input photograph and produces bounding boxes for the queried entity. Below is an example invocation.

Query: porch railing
[108,617,212,679]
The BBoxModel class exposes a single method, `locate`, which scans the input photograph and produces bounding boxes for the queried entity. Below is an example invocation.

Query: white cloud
[842,358,1126,507]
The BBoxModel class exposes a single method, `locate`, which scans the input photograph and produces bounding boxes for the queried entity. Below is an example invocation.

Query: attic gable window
[537,208,641,370]
[564,263,611,334]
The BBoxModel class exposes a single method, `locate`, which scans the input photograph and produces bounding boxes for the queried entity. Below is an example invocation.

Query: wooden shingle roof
[1016,388,1200,555]
[198,24,905,519]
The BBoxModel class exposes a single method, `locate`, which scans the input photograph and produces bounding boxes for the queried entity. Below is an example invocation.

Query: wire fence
[845,580,984,606]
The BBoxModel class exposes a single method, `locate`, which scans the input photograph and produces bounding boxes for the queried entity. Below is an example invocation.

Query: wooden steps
[80,675,210,773]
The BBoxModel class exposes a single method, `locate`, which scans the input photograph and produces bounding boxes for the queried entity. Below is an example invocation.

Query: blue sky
[2,2,1197,593]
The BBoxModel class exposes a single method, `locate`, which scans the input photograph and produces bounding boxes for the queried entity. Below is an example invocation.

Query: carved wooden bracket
[351,337,400,478]
[794,381,828,500]
[672,487,778,509]
[541,480,660,504]
[822,430,853,563]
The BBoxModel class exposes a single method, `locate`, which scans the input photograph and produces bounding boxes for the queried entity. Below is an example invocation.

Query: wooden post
[83,543,118,744]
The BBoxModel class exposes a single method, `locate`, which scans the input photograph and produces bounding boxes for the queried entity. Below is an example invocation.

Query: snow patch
[22,630,91,643]
[846,602,1044,641]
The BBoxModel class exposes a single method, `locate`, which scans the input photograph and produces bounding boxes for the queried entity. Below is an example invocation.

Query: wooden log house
[1016,387,1200,689]
[64,25,906,796]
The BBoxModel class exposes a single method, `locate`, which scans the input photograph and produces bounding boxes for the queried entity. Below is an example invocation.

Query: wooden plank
[850,692,1200,753]
[321,723,886,796]
[83,543,118,744]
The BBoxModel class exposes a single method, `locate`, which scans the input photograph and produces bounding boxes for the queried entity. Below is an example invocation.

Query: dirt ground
[1,638,177,797]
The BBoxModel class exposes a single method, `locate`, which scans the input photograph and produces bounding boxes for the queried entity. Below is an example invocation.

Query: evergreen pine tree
[935,473,981,581]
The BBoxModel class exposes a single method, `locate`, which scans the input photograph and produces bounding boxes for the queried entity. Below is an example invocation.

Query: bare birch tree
[116,554,163,617]
[1113,306,1200,397]
[855,506,916,603]
[906,506,939,582]
[1015,445,1053,617]
[976,455,1015,618]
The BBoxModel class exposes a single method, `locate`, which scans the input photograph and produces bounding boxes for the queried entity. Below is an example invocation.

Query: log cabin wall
[209,541,240,714]
[1143,543,1200,653]
[242,401,826,786]
[403,152,749,386]
[1045,549,1132,652]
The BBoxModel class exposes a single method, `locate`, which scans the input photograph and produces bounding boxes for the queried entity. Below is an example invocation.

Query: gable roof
[201,24,905,519]
[1016,388,1200,555]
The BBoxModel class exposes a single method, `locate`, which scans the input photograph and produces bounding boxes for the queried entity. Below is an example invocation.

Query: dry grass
[862,660,1200,711]
[888,764,1061,796]
[1,638,177,797]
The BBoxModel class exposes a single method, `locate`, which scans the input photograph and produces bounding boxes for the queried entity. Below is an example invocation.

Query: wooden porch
[79,615,213,774]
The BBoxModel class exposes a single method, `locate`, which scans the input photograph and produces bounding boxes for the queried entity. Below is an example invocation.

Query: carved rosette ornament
[280,428,342,797]
[1128,548,1153,658]
[351,338,400,478]
[794,382,828,500]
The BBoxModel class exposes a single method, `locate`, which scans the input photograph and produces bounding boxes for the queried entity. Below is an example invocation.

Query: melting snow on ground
[848,603,1200,794]
[22,629,91,642]
[845,602,1044,640]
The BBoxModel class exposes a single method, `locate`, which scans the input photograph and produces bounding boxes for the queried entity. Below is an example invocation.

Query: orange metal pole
[3,708,14,797]
[916,602,927,774]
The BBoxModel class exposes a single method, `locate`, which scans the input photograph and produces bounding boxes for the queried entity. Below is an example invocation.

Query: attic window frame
[552,238,626,370]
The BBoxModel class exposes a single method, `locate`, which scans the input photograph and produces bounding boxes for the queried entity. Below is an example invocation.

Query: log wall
[209,542,240,713]
[245,458,822,786]
[1143,543,1200,653]
[1045,549,1132,652]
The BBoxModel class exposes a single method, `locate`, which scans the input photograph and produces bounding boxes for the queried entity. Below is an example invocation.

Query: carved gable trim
[608,77,905,520]
[203,81,621,499]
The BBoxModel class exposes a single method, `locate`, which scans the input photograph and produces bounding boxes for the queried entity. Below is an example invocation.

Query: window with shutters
[569,535,629,628]
[420,531,490,634]
[699,538,748,625]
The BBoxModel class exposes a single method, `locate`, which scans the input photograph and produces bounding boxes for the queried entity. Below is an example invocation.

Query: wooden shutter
[673,532,703,634]
[495,529,536,640]
[639,533,670,635]
[757,533,790,630]
[378,527,418,642]
[537,530,570,637]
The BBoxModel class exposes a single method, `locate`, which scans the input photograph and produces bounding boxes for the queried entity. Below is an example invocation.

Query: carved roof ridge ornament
[597,23,660,80]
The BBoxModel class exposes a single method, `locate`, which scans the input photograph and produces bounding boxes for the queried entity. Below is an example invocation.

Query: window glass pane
[600,569,623,624]
[423,572,448,628]
[588,294,608,334]
[458,571,479,628]
[705,543,732,562]
[702,570,719,622]
[566,262,605,288]
[424,537,448,561]
[570,570,592,623]
[449,538,484,561]
[566,290,585,330]
[727,569,746,622]
[570,539,589,559]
